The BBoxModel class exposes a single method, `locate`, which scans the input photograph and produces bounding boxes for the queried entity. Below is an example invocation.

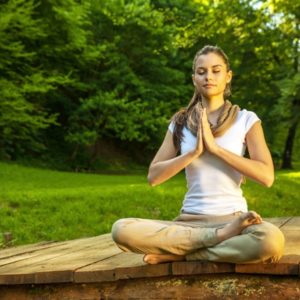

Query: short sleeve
[245,111,261,134]
[168,121,175,133]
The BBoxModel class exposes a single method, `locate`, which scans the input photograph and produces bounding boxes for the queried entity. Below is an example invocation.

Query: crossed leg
[112,211,284,265]
[143,211,262,264]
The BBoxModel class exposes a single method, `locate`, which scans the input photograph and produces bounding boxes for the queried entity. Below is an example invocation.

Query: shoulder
[237,108,260,120]
[236,109,261,134]
[168,109,186,134]
[168,120,175,133]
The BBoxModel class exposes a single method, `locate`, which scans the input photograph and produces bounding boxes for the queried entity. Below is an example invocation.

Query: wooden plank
[75,252,146,282]
[264,216,293,228]
[76,252,145,273]
[74,252,125,283]
[0,241,57,260]
[281,216,300,230]
[0,235,108,269]
[172,261,235,275]
[0,234,111,262]
[32,245,121,284]
[75,252,172,283]
[281,230,300,256]
[0,239,115,274]
[0,249,120,285]
[115,260,170,281]
[0,235,118,285]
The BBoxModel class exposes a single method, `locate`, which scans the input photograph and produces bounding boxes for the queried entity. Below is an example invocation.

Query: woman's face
[192,52,232,99]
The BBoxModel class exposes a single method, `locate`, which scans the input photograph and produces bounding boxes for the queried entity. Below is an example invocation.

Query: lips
[204,84,216,88]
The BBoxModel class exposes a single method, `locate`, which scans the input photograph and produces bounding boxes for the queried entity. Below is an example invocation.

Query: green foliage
[67,92,157,145]
[65,0,187,151]
[0,0,70,158]
[272,73,300,122]
[0,0,299,168]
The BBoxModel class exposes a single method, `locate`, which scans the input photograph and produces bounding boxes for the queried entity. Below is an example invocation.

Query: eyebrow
[197,64,223,70]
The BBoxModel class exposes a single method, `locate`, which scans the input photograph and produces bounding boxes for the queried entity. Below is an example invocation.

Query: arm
[201,109,274,187]
[147,125,204,186]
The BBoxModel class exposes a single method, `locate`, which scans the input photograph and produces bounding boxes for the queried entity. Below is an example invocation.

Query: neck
[201,96,225,114]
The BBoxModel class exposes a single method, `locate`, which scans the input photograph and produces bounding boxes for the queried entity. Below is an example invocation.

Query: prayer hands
[194,108,219,156]
[201,108,219,154]
[194,112,204,156]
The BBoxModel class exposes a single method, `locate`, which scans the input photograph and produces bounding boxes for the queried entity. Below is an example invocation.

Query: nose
[205,70,213,81]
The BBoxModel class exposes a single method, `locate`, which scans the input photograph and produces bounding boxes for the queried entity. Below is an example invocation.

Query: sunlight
[281,172,300,178]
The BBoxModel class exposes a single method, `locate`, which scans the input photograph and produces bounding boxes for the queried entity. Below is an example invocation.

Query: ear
[226,70,232,83]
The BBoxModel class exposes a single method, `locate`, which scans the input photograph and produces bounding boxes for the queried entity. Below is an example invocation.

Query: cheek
[195,75,204,83]
[217,74,228,85]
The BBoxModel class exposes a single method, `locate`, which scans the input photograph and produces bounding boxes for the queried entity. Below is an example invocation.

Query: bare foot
[216,211,262,243]
[143,254,185,265]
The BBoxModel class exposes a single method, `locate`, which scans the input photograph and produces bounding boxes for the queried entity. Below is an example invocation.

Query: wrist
[211,144,221,156]
[189,149,202,159]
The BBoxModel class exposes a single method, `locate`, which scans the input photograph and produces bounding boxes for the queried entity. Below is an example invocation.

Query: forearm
[148,151,198,186]
[214,146,274,187]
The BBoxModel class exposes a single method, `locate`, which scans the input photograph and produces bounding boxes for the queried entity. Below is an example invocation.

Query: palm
[201,108,218,154]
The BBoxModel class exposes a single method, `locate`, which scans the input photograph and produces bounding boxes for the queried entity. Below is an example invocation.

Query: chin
[202,91,221,98]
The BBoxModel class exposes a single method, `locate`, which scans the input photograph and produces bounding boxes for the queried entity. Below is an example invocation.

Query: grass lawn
[0,161,299,247]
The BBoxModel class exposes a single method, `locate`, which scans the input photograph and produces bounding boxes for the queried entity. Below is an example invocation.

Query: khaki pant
[111,212,285,264]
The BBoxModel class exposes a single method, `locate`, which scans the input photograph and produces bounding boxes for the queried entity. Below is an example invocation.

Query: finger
[197,122,202,139]
[201,108,209,129]
[197,111,203,137]
[203,108,207,118]
[201,108,205,123]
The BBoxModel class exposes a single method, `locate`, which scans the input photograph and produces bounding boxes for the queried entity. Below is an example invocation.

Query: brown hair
[171,45,236,151]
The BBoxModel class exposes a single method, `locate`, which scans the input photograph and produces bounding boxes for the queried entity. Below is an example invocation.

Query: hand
[194,111,204,156]
[201,108,219,154]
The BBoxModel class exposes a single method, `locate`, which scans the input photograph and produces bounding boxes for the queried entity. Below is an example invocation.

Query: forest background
[0,0,299,172]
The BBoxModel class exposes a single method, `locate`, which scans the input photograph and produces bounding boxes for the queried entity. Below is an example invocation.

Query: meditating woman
[112,45,285,265]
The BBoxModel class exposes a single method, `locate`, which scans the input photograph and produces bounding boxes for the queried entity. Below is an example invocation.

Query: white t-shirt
[168,109,261,215]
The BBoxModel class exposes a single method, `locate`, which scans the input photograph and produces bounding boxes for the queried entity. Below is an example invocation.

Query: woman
[112,45,285,265]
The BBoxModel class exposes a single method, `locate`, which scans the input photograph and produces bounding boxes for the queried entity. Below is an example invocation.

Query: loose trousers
[112,212,285,264]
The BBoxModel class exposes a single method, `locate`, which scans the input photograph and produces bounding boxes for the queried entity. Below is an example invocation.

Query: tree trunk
[281,23,299,170]
[281,118,299,169]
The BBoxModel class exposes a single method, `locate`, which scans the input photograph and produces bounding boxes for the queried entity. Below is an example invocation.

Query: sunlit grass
[0,161,299,246]
[280,171,300,178]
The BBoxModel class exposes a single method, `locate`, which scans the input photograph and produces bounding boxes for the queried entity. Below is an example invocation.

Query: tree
[0,0,59,158]
[265,0,300,168]
[65,0,189,164]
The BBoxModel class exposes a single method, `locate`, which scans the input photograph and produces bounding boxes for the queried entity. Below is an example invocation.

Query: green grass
[0,161,299,247]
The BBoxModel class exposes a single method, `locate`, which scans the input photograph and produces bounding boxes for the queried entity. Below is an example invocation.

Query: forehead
[195,52,225,69]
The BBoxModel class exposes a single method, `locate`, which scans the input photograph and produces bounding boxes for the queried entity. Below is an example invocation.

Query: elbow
[147,174,157,187]
[263,174,275,188]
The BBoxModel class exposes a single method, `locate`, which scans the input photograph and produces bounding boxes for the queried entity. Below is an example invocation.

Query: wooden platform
[0,216,299,299]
